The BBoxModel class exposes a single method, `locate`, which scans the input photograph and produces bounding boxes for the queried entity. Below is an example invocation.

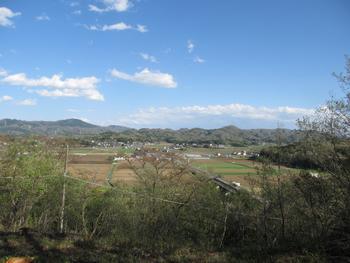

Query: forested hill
[0,118,301,145]
[0,118,130,136]
[96,125,301,145]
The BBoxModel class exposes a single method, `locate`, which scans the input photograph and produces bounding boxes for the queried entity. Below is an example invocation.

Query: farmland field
[183,145,272,155]
[67,150,261,189]
[68,150,138,185]
[70,146,135,155]
[67,147,298,190]
[191,158,259,188]
[191,157,300,189]
[192,159,257,174]
[68,163,138,185]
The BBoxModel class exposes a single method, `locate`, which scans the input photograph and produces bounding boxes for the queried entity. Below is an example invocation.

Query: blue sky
[0,0,349,129]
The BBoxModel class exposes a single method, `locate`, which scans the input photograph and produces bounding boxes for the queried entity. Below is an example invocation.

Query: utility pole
[60,145,69,234]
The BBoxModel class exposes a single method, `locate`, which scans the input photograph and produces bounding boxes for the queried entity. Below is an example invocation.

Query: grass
[70,147,135,155]
[183,144,272,155]
[191,159,258,187]
[217,171,256,176]
[190,158,299,189]
[194,162,251,170]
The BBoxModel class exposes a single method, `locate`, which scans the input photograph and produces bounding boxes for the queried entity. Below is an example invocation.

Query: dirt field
[68,153,259,189]
[67,148,298,190]
[68,152,138,185]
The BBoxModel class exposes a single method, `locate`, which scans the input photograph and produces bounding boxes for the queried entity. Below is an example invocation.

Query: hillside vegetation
[85,126,301,146]
[0,119,129,136]
[0,119,301,146]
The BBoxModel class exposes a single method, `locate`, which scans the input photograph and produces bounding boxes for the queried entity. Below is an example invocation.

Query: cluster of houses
[183,153,210,160]
[182,151,260,160]
[89,140,152,150]
[84,139,261,161]
[231,151,260,158]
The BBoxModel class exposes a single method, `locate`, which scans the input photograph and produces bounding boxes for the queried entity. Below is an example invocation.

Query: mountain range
[0,118,129,136]
[0,118,301,145]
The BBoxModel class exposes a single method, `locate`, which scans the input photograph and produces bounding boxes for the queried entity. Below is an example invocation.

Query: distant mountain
[0,119,130,136]
[0,118,301,145]
[107,125,131,133]
[95,125,301,146]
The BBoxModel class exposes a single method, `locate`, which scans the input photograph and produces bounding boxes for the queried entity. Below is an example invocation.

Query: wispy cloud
[17,99,36,106]
[0,7,21,27]
[66,108,95,113]
[70,2,79,7]
[89,0,132,13]
[36,13,50,21]
[66,108,80,113]
[88,5,105,13]
[0,68,8,77]
[110,68,177,88]
[2,73,104,101]
[102,22,131,31]
[140,53,158,63]
[116,103,314,128]
[187,40,194,53]
[86,22,147,33]
[193,56,205,63]
[0,95,13,102]
[72,10,82,15]
[136,24,147,33]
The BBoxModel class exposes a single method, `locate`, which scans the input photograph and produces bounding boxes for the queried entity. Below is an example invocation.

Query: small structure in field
[231,181,241,188]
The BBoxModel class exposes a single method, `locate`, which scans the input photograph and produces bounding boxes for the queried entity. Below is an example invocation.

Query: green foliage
[0,140,63,232]
[0,138,334,262]
[87,126,301,146]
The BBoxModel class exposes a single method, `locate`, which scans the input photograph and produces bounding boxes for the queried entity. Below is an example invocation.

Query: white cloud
[87,25,99,31]
[2,73,104,101]
[78,117,90,123]
[66,108,80,113]
[0,95,13,102]
[116,103,314,127]
[87,22,147,32]
[193,56,205,63]
[72,10,82,15]
[136,24,148,33]
[102,22,131,31]
[0,68,8,77]
[70,2,79,7]
[0,7,21,27]
[187,40,194,53]
[17,99,36,106]
[36,13,50,21]
[88,5,105,12]
[66,108,95,113]
[162,48,171,54]
[110,68,177,88]
[140,53,157,63]
[89,0,132,13]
